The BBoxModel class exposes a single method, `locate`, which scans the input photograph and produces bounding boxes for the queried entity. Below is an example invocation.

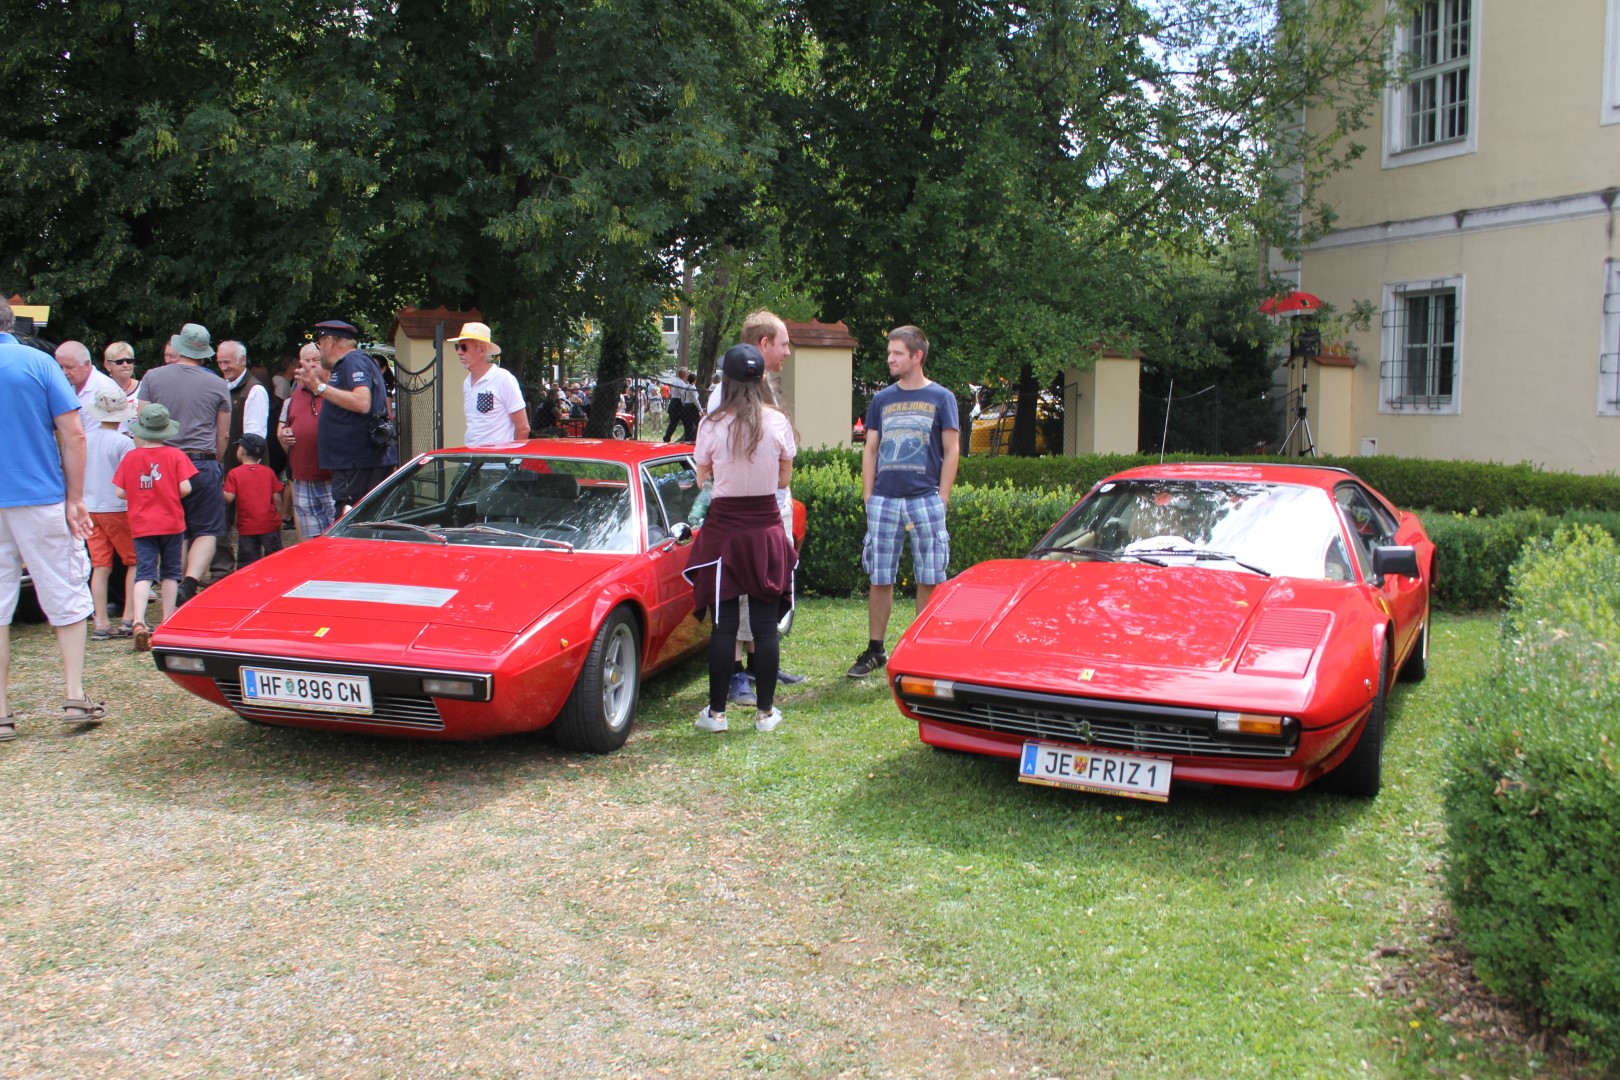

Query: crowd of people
[0,305,400,738]
[3,297,962,746]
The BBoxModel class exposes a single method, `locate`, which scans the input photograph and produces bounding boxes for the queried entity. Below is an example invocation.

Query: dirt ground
[1,623,1065,1078]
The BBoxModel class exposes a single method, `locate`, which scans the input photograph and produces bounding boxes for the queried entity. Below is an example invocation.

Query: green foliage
[795,464,1078,597]
[1420,511,1620,610]
[1443,528,1620,1065]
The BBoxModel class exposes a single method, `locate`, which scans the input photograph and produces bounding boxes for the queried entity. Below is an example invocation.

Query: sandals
[117,620,135,638]
[91,625,116,641]
[132,622,152,652]
[0,715,14,742]
[63,697,108,724]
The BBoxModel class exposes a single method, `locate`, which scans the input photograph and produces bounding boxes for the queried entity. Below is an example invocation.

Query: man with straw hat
[448,321,529,447]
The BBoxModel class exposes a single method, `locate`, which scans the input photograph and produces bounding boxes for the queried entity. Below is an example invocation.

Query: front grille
[905,688,1296,760]
[216,679,445,731]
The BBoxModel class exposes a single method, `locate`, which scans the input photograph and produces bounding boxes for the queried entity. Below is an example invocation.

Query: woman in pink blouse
[683,344,797,733]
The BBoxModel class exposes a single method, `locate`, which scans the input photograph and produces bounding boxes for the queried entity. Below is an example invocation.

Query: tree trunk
[1011,362,1041,457]
[588,319,630,437]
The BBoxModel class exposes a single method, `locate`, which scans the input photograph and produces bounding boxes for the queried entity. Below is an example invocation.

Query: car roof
[1107,462,1359,492]
[428,437,691,464]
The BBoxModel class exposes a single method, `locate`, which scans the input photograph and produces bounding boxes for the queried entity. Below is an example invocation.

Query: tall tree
[768,0,1393,453]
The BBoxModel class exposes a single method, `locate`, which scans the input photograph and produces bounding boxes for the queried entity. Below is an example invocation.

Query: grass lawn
[1,600,1576,1076]
[637,604,1563,1077]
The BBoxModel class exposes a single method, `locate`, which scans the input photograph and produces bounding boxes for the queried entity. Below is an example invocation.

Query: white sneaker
[695,707,728,733]
[754,707,782,732]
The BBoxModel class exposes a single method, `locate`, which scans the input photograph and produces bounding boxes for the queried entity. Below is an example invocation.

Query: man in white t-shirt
[450,322,530,447]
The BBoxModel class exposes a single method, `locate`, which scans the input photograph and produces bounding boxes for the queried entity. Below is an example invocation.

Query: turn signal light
[896,676,956,700]
[162,655,207,673]
[422,677,480,699]
[1216,711,1286,736]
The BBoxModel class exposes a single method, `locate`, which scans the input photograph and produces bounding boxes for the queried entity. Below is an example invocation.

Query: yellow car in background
[970,401,1053,455]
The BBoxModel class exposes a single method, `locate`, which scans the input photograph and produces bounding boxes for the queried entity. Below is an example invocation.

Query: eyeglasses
[109,358,134,364]
[453,342,472,352]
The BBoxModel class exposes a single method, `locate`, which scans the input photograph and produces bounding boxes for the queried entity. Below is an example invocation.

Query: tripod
[1281,353,1317,458]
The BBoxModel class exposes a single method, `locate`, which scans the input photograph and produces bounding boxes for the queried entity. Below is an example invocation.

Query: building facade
[1279,0,1620,474]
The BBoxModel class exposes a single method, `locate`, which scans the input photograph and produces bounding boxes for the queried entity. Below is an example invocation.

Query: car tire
[551,607,640,753]
[1323,645,1389,798]
[1398,617,1429,683]
[611,419,629,440]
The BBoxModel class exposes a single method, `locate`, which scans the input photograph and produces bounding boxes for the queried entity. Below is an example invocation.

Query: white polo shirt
[463,364,528,446]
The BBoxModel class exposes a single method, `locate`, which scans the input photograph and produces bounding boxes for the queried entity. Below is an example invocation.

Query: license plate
[1018,741,1171,802]
[240,666,373,714]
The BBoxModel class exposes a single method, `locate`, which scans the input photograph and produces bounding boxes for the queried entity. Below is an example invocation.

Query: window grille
[1602,261,1620,416]
[1381,283,1460,412]
[1405,0,1471,148]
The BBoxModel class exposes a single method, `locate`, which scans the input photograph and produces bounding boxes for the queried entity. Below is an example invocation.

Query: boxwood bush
[801,447,1620,515]
[795,449,1620,608]
[1443,527,1620,1065]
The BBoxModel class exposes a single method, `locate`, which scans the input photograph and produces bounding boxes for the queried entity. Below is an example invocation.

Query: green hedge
[1443,527,1620,1066]
[799,448,1620,515]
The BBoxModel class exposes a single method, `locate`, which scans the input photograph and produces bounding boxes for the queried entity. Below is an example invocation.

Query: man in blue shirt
[298,319,391,515]
[0,298,104,739]
[848,325,960,678]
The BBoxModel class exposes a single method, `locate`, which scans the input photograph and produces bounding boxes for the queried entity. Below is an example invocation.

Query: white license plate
[1018,741,1172,802]
[240,666,373,714]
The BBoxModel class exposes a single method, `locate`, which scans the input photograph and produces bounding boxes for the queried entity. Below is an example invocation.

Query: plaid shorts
[863,492,950,586]
[292,479,336,538]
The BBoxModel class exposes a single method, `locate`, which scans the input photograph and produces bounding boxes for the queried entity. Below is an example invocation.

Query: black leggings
[709,595,781,715]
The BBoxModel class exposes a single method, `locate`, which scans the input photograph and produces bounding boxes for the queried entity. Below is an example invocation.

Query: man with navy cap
[297,320,391,515]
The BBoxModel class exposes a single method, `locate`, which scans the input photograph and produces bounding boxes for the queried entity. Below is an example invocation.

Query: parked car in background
[887,463,1433,801]
[969,394,1060,455]
[555,410,636,440]
[151,440,710,749]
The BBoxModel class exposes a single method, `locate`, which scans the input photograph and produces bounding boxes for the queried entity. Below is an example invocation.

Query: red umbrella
[1258,289,1326,316]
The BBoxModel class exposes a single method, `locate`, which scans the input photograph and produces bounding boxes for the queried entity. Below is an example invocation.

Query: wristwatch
[315,382,329,396]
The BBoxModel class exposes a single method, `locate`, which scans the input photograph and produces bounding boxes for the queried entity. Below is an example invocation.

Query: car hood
[910,559,1320,672]
[166,538,621,636]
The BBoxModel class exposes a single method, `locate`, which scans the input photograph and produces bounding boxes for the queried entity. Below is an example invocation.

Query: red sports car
[151,440,710,748]
[888,463,1433,800]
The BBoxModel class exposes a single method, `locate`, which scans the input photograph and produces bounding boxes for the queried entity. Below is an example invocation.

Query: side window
[1335,484,1397,570]
[643,458,702,534]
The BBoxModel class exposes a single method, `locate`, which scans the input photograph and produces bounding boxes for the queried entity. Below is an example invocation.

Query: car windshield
[333,455,637,552]
[1033,478,1355,581]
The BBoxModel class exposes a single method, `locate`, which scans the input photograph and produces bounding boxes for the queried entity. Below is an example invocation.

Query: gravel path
[1,624,1062,1078]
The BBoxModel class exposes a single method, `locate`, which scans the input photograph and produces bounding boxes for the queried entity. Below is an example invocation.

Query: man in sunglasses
[297,320,391,516]
[448,321,529,447]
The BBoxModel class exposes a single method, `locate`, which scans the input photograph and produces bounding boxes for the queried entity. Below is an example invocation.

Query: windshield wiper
[360,519,447,543]
[1125,547,1272,577]
[1028,544,1120,560]
[440,524,575,551]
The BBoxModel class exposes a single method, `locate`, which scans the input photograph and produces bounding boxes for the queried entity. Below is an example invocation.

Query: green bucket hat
[129,403,182,442]
[169,322,214,360]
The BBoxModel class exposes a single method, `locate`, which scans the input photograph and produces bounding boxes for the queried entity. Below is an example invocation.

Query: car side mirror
[668,521,694,546]
[1372,545,1419,581]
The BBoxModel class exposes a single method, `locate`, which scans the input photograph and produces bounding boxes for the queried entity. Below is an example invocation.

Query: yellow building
[1279,0,1620,474]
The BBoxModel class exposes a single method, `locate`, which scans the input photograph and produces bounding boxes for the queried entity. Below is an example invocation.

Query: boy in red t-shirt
[112,404,197,651]
[223,433,286,567]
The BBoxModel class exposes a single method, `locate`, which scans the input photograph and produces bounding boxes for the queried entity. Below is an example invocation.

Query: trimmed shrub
[1421,511,1620,610]
[794,466,1077,597]
[1444,527,1620,1066]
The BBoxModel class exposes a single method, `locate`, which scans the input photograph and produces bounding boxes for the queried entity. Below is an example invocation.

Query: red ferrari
[151,440,711,749]
[888,464,1434,800]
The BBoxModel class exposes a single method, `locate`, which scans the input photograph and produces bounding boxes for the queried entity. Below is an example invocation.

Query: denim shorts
[134,532,185,584]
[862,492,949,586]
[182,459,228,539]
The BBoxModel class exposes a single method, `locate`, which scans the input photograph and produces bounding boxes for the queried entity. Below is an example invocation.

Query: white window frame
[1380,275,1465,415]
[661,313,680,335]
[1382,0,1480,168]
[1600,260,1620,416]
[1605,0,1620,126]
